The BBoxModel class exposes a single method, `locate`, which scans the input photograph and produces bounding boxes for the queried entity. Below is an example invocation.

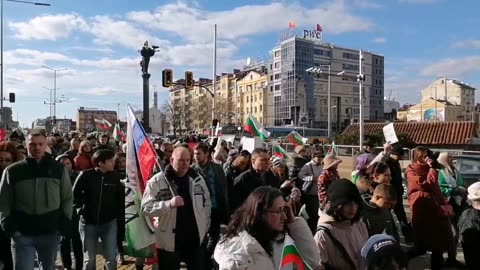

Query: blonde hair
[437,152,454,176]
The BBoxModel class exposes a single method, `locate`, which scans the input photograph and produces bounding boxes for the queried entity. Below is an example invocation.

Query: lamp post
[358,50,365,150]
[1,0,49,125]
[41,65,68,124]
[306,65,345,138]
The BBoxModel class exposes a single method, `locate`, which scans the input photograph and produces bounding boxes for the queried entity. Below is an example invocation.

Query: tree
[161,100,181,136]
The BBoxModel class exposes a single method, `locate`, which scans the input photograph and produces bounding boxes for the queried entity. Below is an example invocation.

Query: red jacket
[74,154,93,172]
[405,162,452,252]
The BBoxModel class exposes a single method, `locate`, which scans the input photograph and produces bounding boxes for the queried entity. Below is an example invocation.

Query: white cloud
[69,46,114,54]
[420,56,480,77]
[84,87,116,96]
[4,49,71,66]
[353,0,383,9]
[372,37,387,43]
[127,1,373,42]
[9,14,87,40]
[451,39,480,49]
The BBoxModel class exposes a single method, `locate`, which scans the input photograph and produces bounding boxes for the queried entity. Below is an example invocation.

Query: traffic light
[9,93,15,103]
[162,69,173,87]
[185,71,194,90]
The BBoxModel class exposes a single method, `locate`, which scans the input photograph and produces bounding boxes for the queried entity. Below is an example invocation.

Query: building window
[254,95,257,102]
[260,105,263,111]
[274,85,280,91]
[274,74,280,80]
[274,51,280,57]
[343,52,359,60]
[274,62,280,69]
[247,96,249,103]
[255,107,257,113]
[342,64,359,71]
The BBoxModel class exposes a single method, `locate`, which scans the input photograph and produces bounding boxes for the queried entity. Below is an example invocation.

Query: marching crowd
[0,129,480,270]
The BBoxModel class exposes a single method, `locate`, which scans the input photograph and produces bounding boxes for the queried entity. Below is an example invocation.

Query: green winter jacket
[0,155,73,237]
[438,168,464,199]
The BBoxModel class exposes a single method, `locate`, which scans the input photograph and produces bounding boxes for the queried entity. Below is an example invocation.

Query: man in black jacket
[231,148,279,212]
[73,149,125,270]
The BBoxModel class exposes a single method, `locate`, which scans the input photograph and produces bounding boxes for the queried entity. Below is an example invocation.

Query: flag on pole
[285,131,308,146]
[288,20,295,29]
[316,24,322,32]
[124,105,156,257]
[94,118,112,130]
[328,141,338,155]
[113,122,125,142]
[244,115,270,141]
[280,234,313,270]
[272,142,289,160]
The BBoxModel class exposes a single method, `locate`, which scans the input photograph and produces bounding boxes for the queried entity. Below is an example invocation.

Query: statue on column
[139,41,158,75]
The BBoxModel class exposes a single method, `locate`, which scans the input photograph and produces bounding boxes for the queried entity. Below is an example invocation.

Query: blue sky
[3,0,480,127]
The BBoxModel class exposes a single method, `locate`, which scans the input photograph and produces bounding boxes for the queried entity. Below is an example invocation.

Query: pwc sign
[303,24,323,40]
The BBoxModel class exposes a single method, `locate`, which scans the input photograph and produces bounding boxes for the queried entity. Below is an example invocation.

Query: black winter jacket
[73,169,125,231]
[231,169,280,212]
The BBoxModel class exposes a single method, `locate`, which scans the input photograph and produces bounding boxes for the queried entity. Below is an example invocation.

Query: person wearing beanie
[314,179,369,270]
[457,181,480,269]
[361,234,408,270]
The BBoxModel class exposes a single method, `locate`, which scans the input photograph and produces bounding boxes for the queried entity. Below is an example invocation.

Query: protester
[56,154,83,270]
[74,140,94,171]
[0,130,73,269]
[361,183,400,241]
[223,149,239,171]
[288,145,310,183]
[314,179,369,269]
[405,147,453,270]
[114,152,127,265]
[458,182,480,269]
[270,156,288,183]
[16,144,27,161]
[224,155,248,214]
[382,144,413,243]
[114,152,127,180]
[160,142,174,168]
[65,138,80,160]
[0,141,18,270]
[73,150,125,270]
[94,134,115,152]
[192,143,228,267]
[351,153,375,184]
[297,150,324,233]
[361,234,408,270]
[356,162,392,196]
[141,147,211,270]
[214,186,320,270]
[231,148,279,212]
[317,154,342,211]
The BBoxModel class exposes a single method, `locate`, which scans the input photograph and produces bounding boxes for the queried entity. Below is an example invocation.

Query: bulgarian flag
[328,141,338,155]
[272,142,289,160]
[280,234,313,270]
[113,123,125,142]
[286,131,307,146]
[244,115,270,141]
[94,118,112,130]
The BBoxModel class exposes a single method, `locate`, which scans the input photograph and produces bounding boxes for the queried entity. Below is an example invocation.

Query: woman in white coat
[214,186,320,270]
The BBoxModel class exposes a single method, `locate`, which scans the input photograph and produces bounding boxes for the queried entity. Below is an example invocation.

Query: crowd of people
[0,129,479,270]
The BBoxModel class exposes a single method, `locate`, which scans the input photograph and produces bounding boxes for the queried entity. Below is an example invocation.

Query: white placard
[383,123,399,144]
[241,137,263,153]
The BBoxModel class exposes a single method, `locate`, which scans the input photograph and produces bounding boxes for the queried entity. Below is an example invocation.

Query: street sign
[299,113,308,124]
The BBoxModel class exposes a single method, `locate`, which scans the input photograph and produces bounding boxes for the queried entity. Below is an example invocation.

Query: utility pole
[358,50,365,150]
[42,65,67,124]
[212,24,217,122]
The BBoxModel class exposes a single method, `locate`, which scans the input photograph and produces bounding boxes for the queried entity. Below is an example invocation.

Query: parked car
[454,155,480,187]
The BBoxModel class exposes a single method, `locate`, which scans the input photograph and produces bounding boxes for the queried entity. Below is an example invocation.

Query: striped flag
[280,234,313,270]
[94,118,112,130]
[328,141,338,155]
[113,123,125,142]
[286,131,307,146]
[244,115,270,141]
[272,142,289,160]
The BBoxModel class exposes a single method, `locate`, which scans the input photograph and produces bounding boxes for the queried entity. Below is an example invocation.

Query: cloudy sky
[4,0,480,126]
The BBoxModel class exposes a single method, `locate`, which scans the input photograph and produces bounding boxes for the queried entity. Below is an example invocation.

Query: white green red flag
[286,131,307,146]
[244,115,270,141]
[94,118,112,130]
[272,142,289,160]
[113,123,125,142]
[328,141,338,155]
[280,234,313,270]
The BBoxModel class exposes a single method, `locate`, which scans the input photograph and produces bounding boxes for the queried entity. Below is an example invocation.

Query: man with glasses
[230,148,280,212]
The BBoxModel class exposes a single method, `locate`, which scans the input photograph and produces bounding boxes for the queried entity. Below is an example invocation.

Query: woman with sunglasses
[214,186,319,270]
[0,141,19,270]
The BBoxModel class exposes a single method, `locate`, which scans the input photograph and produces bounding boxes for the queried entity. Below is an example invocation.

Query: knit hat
[327,178,361,209]
[270,156,285,167]
[391,145,405,156]
[361,234,408,270]
[468,181,480,201]
[323,154,342,170]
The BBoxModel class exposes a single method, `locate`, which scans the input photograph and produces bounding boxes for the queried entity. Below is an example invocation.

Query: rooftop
[342,121,478,145]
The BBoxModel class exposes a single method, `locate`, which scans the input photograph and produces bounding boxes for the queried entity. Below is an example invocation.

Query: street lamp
[306,65,345,138]
[41,65,68,123]
[1,0,50,109]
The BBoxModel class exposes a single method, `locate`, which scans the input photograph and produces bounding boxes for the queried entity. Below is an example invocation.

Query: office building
[76,107,117,131]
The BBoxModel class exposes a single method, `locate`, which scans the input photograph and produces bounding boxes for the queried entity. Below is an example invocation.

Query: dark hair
[251,148,268,159]
[373,183,397,202]
[369,255,405,270]
[101,134,109,139]
[359,162,390,179]
[325,179,362,223]
[28,129,47,139]
[92,150,115,167]
[0,141,19,163]
[240,150,251,157]
[194,143,210,154]
[160,142,172,151]
[114,152,126,170]
[223,186,284,256]
[56,154,76,171]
